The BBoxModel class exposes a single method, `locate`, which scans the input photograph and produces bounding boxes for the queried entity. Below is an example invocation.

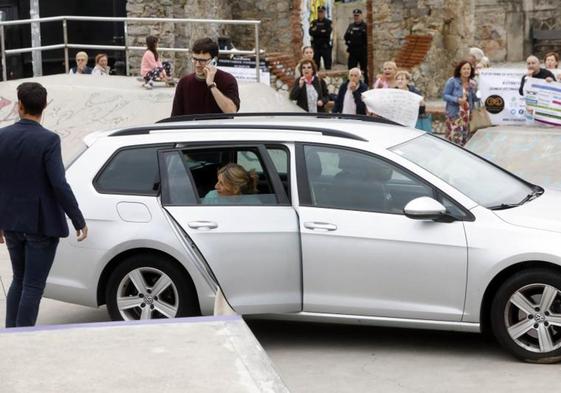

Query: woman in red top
[140,35,173,89]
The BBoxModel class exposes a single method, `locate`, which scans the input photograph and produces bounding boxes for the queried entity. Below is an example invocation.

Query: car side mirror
[404,197,454,222]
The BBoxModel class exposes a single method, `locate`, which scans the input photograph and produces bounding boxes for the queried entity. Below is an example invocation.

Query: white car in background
[51,113,561,363]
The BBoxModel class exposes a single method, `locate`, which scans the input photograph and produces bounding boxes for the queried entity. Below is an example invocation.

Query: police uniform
[309,6,333,70]
[344,9,368,84]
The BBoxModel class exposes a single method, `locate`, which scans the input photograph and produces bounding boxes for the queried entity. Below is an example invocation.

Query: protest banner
[361,89,422,128]
[218,56,270,86]
[477,68,526,125]
[523,77,561,126]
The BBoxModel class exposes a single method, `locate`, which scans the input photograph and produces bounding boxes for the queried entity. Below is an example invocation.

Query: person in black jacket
[519,55,556,95]
[0,82,88,328]
[333,68,368,115]
[289,59,328,112]
[309,6,333,70]
[344,9,368,85]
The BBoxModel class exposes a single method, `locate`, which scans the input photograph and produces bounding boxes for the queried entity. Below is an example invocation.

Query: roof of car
[87,114,424,150]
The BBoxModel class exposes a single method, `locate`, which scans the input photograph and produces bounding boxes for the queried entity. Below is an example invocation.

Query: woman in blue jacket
[443,60,479,146]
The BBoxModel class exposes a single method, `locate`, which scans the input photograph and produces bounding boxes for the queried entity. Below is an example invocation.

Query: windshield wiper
[517,185,544,205]
[488,186,544,211]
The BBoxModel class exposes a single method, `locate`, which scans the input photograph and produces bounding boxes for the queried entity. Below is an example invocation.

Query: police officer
[344,9,368,85]
[309,6,333,70]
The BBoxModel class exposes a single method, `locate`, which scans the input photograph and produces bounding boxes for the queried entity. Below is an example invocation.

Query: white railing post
[124,20,129,76]
[1,24,6,81]
[63,18,69,73]
[255,23,260,83]
[30,0,43,76]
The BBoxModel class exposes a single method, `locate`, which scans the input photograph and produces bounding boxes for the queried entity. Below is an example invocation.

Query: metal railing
[0,15,261,82]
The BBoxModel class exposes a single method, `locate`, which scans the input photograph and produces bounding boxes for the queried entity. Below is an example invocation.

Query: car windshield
[390,134,535,209]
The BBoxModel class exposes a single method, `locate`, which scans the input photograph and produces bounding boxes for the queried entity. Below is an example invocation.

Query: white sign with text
[362,89,422,128]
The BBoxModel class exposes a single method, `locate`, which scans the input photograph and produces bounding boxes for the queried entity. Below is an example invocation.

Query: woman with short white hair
[69,51,92,75]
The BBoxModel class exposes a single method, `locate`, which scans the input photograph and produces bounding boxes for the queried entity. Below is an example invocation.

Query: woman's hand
[318,100,324,107]
[299,77,306,88]
[458,97,467,106]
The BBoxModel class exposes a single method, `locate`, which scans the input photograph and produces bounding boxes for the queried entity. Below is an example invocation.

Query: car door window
[95,146,162,195]
[303,145,434,214]
[161,146,284,206]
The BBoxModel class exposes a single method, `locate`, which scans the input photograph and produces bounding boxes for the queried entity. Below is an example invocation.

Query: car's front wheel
[491,269,561,363]
[105,254,199,321]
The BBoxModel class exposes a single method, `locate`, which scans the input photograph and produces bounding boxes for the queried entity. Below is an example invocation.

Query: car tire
[105,254,200,321]
[490,269,561,363]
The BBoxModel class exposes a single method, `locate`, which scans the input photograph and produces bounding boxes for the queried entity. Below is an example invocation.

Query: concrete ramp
[466,125,561,190]
[0,74,301,160]
[0,316,290,393]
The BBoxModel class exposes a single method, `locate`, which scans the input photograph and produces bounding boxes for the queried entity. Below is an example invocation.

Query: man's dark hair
[17,82,47,116]
[453,60,475,79]
[192,38,219,58]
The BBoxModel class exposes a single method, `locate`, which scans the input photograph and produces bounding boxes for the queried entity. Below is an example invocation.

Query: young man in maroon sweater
[171,38,240,116]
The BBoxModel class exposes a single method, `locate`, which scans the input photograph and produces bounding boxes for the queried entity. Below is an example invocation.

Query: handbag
[415,114,433,133]
[469,103,492,133]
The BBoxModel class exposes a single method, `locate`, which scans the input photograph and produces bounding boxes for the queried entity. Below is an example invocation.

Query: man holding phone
[171,37,240,116]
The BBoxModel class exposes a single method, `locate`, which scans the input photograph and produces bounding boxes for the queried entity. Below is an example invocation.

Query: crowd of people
[295,8,561,147]
[58,7,561,146]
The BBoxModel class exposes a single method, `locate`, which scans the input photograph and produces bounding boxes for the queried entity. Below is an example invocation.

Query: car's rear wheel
[106,254,199,321]
[490,269,561,363]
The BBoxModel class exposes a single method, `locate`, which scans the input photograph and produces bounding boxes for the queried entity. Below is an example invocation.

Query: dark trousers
[313,46,332,70]
[4,231,59,328]
[348,49,368,86]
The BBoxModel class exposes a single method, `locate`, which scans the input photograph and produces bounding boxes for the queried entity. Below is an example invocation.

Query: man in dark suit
[345,9,369,85]
[0,82,88,328]
[309,6,333,70]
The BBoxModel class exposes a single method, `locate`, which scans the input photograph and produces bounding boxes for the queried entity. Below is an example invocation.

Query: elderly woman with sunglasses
[289,59,328,113]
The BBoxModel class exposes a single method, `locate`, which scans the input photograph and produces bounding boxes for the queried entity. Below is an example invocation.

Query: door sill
[246,311,481,333]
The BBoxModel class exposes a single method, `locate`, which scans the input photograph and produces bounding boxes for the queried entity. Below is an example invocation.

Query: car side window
[303,145,434,214]
[95,146,160,195]
[160,146,283,206]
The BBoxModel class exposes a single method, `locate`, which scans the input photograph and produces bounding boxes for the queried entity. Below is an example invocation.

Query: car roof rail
[108,123,368,142]
[156,112,403,126]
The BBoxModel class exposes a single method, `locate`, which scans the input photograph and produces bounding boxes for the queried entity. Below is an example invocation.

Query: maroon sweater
[171,69,240,116]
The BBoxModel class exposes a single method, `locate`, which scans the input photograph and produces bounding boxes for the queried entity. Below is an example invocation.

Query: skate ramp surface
[0,74,301,161]
[0,316,290,393]
[466,125,561,190]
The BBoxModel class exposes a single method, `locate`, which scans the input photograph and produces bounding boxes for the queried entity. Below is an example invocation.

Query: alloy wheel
[504,283,561,353]
[116,267,179,320]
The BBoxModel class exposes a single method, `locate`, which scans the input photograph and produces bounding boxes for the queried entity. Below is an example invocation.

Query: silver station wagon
[50,113,561,363]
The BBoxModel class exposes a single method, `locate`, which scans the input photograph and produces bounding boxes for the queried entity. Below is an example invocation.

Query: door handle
[304,222,337,231]
[187,221,218,230]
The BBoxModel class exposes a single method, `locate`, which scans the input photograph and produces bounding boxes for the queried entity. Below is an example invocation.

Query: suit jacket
[333,80,368,115]
[0,119,85,238]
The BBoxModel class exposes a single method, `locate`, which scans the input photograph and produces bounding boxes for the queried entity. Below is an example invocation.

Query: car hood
[493,189,561,233]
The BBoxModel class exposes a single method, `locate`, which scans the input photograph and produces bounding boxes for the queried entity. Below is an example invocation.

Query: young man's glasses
[192,56,212,65]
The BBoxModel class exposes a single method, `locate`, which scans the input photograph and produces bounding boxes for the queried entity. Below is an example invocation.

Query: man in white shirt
[333,68,368,115]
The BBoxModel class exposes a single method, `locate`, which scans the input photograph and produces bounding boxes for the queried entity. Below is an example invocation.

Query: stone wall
[473,0,561,63]
[367,0,474,98]
[229,1,293,55]
[126,0,294,77]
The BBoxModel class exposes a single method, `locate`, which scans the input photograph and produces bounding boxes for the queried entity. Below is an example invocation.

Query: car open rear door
[158,144,302,314]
